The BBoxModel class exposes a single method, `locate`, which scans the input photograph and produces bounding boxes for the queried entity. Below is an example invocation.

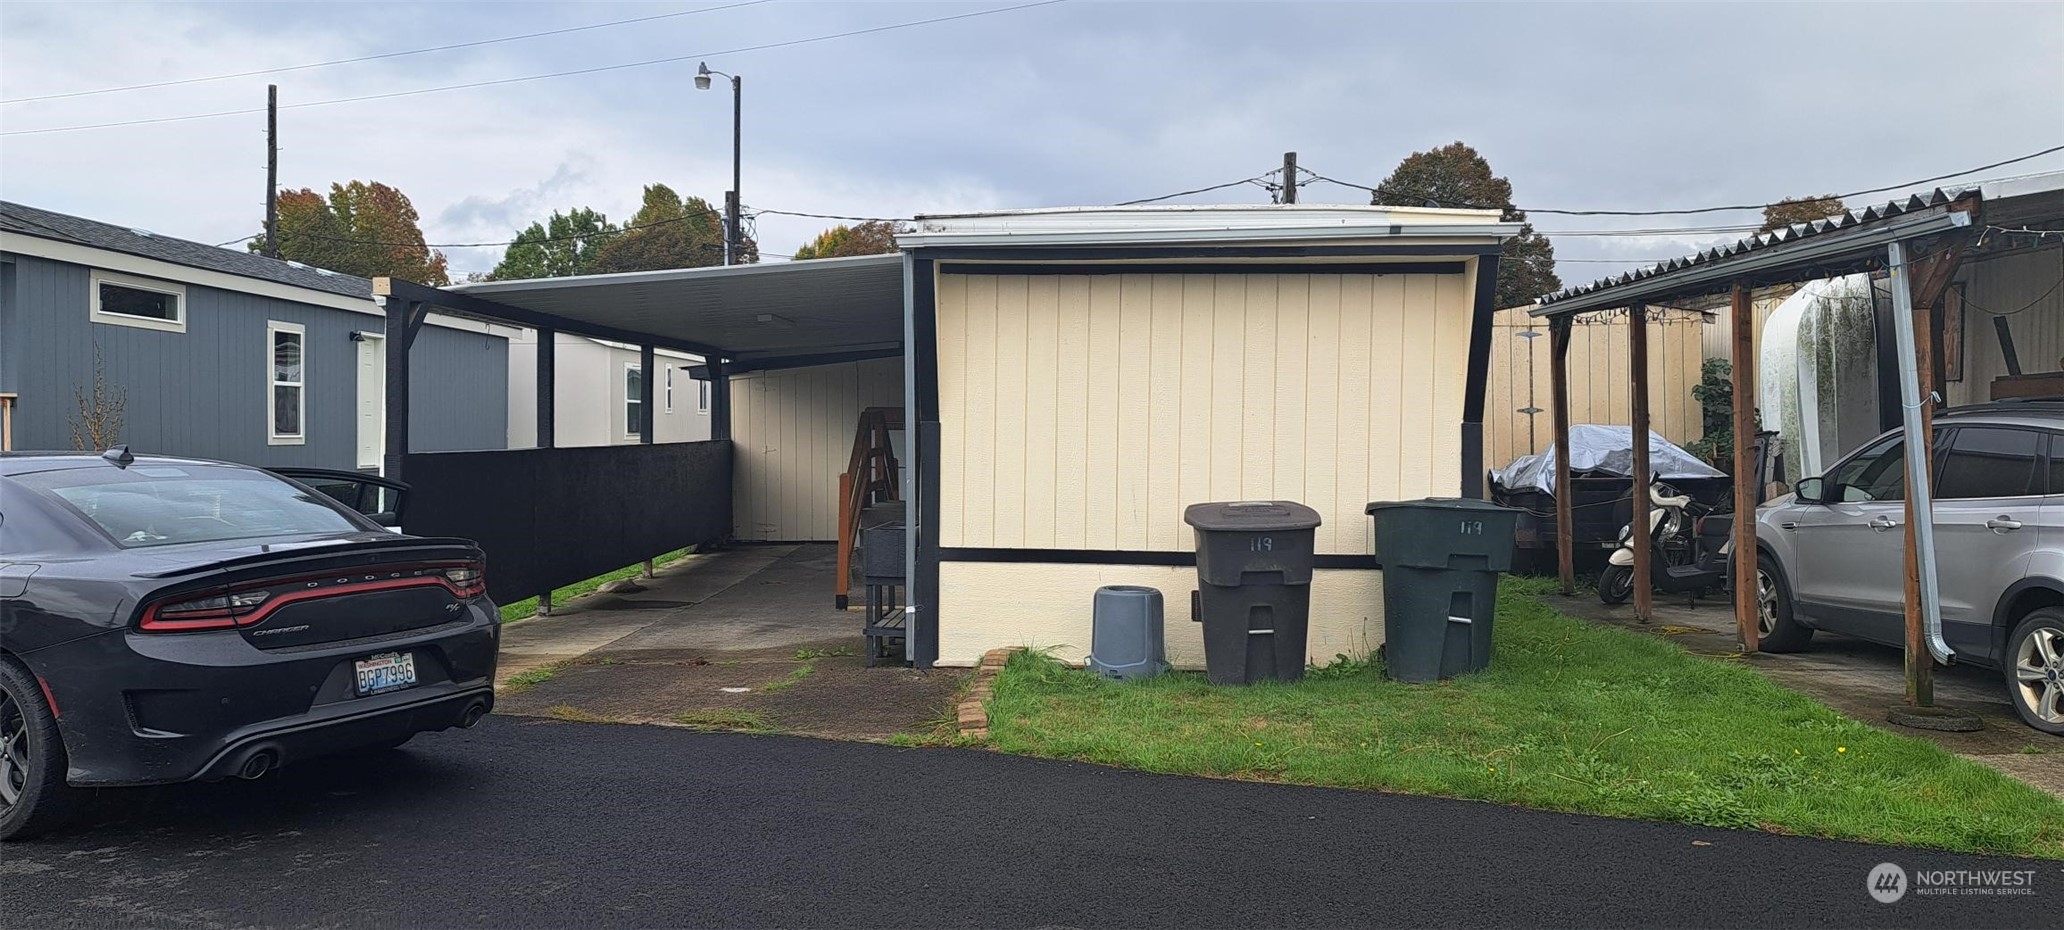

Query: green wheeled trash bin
[1184,501,1322,685]
[1366,499,1520,683]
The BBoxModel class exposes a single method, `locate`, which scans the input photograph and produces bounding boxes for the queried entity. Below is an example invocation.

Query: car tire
[1755,553,1814,653]
[0,658,83,841]
[2004,609,2064,737]
[1598,565,1634,605]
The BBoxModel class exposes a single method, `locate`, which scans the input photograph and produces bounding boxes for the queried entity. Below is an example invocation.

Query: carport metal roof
[438,253,906,366]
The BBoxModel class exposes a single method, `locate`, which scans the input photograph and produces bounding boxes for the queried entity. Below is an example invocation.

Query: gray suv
[1755,402,2064,736]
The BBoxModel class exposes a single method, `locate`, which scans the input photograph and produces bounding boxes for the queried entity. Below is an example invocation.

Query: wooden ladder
[835,406,903,609]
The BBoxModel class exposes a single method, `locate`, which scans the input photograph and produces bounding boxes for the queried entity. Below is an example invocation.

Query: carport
[1529,172,2064,709]
[367,253,911,654]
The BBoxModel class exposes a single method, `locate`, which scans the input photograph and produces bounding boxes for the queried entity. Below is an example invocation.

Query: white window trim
[697,377,711,415]
[624,361,643,438]
[664,366,675,415]
[268,321,307,446]
[90,269,187,333]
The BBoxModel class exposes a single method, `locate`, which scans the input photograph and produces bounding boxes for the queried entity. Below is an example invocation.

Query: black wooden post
[707,356,731,441]
[639,343,656,444]
[381,298,419,480]
[536,327,556,449]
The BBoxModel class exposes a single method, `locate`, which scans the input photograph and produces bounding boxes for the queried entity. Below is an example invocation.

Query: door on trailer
[356,334,385,471]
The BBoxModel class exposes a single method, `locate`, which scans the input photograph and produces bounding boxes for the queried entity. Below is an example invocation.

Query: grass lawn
[498,547,694,624]
[985,577,2064,858]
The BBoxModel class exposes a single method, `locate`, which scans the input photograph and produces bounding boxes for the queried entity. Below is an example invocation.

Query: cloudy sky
[3,1,2060,284]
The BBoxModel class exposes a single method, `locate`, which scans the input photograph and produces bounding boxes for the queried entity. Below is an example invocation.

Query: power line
[1117,176,1271,206]
[751,208,908,223]
[0,1,773,106]
[0,0,1072,137]
[1297,145,2064,217]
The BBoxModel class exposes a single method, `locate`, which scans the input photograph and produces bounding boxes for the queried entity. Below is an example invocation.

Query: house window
[268,322,306,444]
[625,363,643,437]
[698,378,711,415]
[664,367,675,414]
[90,270,186,333]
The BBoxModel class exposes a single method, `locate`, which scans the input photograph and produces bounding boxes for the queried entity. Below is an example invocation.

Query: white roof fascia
[895,206,1518,250]
[1980,170,2064,202]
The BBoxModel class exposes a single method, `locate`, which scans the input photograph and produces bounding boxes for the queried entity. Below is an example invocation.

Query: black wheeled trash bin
[1366,499,1519,683]
[1184,501,1322,685]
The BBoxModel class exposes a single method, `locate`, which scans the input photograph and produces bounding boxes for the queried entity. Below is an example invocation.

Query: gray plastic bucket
[1086,585,1169,680]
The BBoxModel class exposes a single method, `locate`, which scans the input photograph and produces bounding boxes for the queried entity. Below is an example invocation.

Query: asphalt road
[5,716,2057,930]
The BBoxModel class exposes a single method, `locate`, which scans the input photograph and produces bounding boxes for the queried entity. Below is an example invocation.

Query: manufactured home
[0,201,512,467]
[379,204,1518,667]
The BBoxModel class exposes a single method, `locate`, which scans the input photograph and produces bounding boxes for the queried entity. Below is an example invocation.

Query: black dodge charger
[0,450,499,840]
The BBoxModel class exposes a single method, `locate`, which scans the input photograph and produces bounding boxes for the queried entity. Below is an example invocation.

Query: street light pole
[697,62,742,266]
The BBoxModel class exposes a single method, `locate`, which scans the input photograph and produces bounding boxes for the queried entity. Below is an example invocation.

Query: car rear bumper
[29,605,499,786]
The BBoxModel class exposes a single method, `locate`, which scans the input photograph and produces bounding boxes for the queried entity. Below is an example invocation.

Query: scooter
[1598,482,1734,606]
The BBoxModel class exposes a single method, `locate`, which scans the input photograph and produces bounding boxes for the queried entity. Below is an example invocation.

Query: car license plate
[354,652,417,697]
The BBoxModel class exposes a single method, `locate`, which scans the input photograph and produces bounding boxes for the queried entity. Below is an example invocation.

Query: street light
[695,62,742,266]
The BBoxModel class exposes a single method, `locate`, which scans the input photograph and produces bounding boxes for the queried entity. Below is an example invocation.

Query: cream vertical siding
[937,270,1476,555]
[932,266,1479,666]
[730,357,904,541]
[938,562,1384,669]
[1482,306,1707,467]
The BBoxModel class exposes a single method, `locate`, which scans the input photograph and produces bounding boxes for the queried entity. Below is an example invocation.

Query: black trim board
[911,257,941,669]
[939,262,1466,277]
[1460,253,1503,499]
[940,548,1382,570]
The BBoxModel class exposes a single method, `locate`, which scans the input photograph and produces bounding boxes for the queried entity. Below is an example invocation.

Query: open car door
[267,468,409,531]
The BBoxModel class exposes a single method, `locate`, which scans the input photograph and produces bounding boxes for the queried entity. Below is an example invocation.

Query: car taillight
[445,565,486,599]
[142,590,272,631]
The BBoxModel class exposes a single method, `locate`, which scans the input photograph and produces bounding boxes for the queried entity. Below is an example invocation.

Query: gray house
[0,201,511,469]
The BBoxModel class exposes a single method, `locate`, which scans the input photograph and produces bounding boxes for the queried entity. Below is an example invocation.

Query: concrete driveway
[493,544,964,739]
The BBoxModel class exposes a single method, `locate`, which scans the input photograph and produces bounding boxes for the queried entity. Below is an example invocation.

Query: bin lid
[1365,498,1516,515]
[1183,500,1322,531]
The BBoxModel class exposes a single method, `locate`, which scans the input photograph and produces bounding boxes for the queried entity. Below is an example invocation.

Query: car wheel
[1598,565,1634,605]
[0,658,82,841]
[1754,554,1813,653]
[2005,609,2064,737]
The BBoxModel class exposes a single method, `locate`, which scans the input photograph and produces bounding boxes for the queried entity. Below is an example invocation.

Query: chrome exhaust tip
[237,750,278,780]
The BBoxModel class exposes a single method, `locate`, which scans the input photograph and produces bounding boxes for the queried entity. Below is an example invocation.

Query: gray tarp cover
[1492,424,1726,495]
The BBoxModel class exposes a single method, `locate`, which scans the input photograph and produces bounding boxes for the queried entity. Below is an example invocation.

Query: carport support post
[536,327,556,449]
[381,295,424,481]
[1550,318,1576,596]
[707,357,731,442]
[1730,284,1762,653]
[1891,240,1946,705]
[1627,304,1654,623]
[639,344,656,445]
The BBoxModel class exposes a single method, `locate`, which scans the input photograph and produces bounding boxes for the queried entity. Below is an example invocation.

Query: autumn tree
[1368,142,1560,308]
[1759,194,1848,233]
[590,184,756,274]
[252,181,450,285]
[489,207,619,280]
[790,220,901,260]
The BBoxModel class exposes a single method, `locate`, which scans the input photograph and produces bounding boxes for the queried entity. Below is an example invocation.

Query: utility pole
[264,84,279,258]
[1281,151,1298,204]
[726,72,741,265]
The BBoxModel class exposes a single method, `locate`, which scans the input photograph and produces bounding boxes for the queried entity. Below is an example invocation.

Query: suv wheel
[2006,609,2064,737]
[1754,554,1814,653]
[0,658,82,841]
